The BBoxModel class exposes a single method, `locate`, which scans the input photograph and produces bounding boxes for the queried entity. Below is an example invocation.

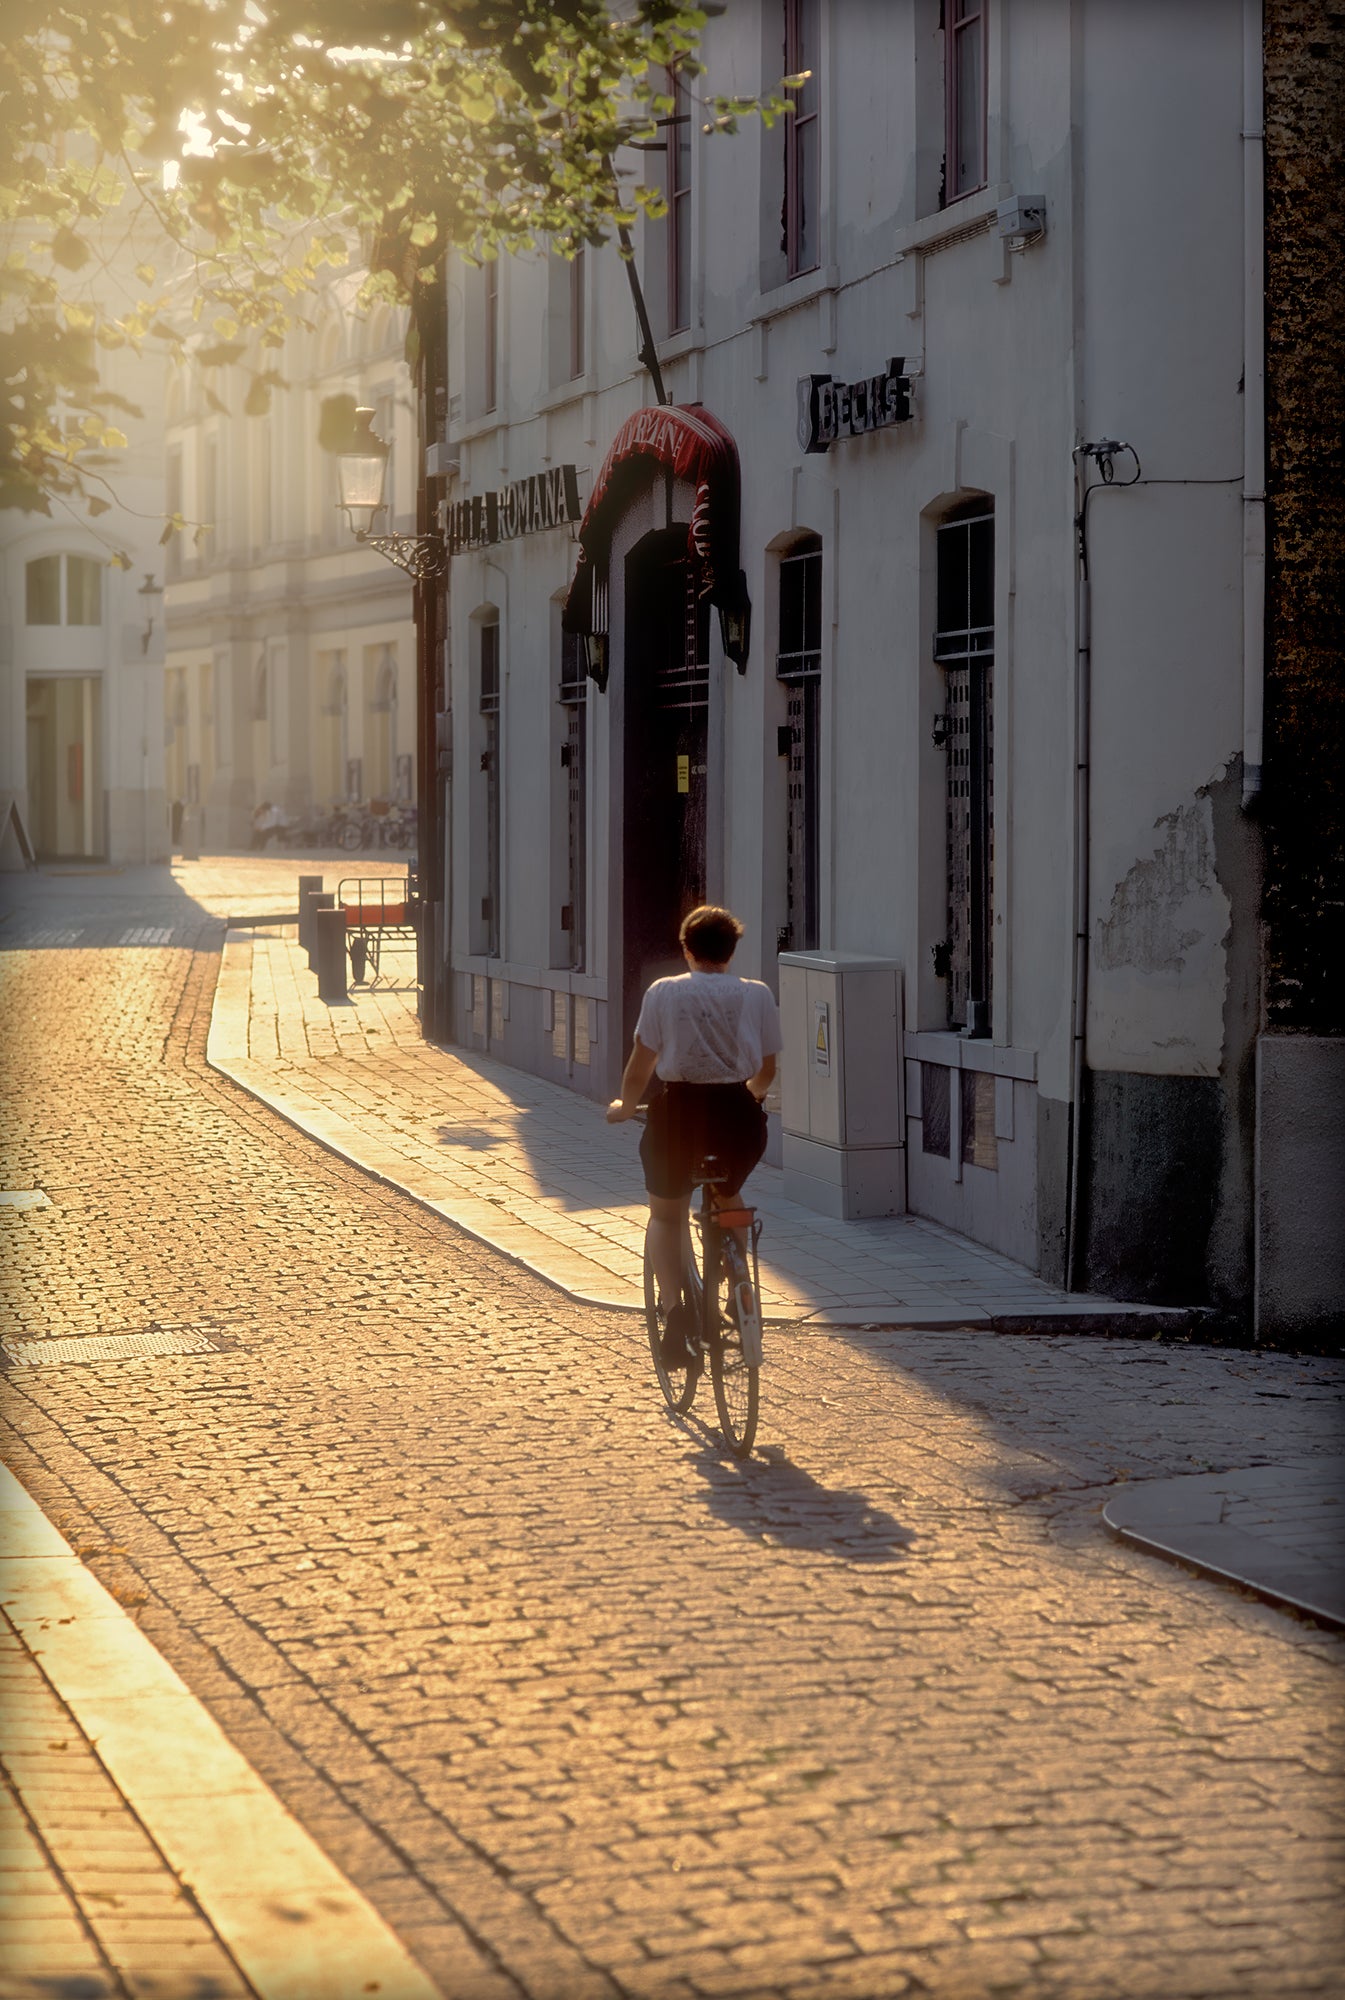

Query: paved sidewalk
[0,1464,444,1999]
[1104,1458,1345,1630]
[208,920,1189,1333]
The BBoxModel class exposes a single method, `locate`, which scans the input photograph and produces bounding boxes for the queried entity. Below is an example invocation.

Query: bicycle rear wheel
[709,1234,759,1457]
[643,1225,701,1414]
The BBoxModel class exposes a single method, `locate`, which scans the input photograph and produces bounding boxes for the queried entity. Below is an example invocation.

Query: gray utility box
[777,952,905,1219]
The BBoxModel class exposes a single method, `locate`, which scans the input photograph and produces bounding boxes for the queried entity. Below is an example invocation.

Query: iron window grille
[934,503,994,1036]
[479,622,501,957]
[776,537,823,953]
[558,629,588,970]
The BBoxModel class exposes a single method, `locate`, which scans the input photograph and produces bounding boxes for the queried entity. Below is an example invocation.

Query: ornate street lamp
[336,407,447,582]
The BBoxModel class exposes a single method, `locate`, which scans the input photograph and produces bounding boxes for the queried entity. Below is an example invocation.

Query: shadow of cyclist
[683,1435,916,1563]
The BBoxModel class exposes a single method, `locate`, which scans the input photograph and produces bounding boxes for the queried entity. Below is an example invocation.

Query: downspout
[1241,0,1266,810]
[1065,496,1091,1291]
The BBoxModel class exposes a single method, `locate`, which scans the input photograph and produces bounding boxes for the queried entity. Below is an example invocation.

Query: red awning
[563,403,751,671]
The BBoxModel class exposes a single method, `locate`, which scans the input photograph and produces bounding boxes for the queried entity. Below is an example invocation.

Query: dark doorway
[622,529,710,1055]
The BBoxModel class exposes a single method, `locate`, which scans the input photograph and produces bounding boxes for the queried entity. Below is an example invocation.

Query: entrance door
[622,531,710,1053]
[25,676,103,859]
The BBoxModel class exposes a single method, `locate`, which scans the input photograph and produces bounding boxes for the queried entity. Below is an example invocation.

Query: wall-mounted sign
[797,357,912,455]
[447,464,582,554]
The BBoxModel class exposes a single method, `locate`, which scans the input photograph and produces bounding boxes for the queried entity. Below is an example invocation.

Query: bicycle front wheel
[709,1235,759,1457]
[643,1225,701,1415]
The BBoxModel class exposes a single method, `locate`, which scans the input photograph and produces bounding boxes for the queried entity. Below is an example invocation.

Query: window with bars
[558,628,588,970]
[777,536,822,953]
[945,0,987,203]
[935,502,994,1035]
[479,620,501,957]
[782,0,820,278]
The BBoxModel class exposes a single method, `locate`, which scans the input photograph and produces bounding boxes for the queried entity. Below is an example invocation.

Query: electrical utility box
[777,952,905,1219]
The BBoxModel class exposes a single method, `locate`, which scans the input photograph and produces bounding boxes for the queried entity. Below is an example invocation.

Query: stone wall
[1262,2,1345,1035]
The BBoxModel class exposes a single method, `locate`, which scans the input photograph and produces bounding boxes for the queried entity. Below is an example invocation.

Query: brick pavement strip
[1,861,1344,1999]
[0,1465,443,2000]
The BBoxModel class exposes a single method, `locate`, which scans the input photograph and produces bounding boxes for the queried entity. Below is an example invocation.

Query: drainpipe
[1242,0,1266,809]
[1065,529,1092,1291]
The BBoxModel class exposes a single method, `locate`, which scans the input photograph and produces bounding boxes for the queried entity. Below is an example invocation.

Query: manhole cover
[2,1330,219,1367]
[0,1192,51,1212]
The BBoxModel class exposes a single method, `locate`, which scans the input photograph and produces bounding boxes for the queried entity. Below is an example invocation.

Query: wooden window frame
[666,65,692,333]
[783,0,820,280]
[945,0,988,204]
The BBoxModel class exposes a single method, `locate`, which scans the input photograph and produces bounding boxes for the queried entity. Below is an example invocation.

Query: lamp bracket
[356,530,448,583]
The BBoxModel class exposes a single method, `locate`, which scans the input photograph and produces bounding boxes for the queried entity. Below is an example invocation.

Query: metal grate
[2,1329,219,1368]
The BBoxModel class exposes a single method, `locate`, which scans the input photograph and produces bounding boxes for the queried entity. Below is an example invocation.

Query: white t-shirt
[636,971,783,1085]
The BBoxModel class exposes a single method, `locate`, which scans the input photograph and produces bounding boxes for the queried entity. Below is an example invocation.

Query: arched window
[776,532,823,952]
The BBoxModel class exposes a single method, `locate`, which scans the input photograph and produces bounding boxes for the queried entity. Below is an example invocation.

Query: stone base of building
[1255,1035,1345,1342]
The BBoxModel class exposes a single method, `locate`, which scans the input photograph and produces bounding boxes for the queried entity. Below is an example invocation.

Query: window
[776,536,823,953]
[483,259,499,413]
[166,447,183,580]
[934,501,994,1035]
[26,556,60,625]
[25,554,102,626]
[479,620,501,957]
[783,0,820,278]
[666,65,691,333]
[373,391,396,528]
[202,435,219,559]
[569,246,586,380]
[945,0,987,203]
[558,629,588,970]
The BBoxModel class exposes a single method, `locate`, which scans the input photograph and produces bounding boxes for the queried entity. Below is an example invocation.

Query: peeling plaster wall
[1092,787,1231,1076]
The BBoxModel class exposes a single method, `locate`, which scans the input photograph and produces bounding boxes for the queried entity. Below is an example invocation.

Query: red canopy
[563,403,750,670]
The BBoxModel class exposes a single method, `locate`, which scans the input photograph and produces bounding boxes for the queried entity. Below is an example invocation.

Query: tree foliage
[2,2,783,513]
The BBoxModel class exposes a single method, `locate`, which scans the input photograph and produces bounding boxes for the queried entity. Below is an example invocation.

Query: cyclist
[607,904,781,1365]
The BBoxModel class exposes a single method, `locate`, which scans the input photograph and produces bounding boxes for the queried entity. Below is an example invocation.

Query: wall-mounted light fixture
[337,407,447,582]
[137,571,163,655]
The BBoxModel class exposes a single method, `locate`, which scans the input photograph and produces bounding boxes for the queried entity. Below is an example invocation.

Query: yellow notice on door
[676,753,690,794]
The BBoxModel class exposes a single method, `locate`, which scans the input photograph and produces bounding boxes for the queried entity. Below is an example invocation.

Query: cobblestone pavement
[1,861,1344,1999]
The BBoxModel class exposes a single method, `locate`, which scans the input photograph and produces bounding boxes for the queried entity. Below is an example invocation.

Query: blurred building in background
[0,238,170,866]
[163,269,415,851]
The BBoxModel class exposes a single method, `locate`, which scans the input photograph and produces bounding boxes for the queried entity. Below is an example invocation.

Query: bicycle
[643,1151,764,1458]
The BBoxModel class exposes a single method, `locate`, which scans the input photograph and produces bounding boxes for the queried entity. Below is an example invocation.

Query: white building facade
[0,333,171,866]
[164,274,416,848]
[432,0,1264,1312]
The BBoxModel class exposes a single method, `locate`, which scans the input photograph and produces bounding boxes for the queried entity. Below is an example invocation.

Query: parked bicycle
[644,1146,763,1457]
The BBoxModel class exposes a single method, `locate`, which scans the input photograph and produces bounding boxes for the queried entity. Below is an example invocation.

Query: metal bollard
[306,892,335,970]
[297,875,323,953]
[315,903,348,1003]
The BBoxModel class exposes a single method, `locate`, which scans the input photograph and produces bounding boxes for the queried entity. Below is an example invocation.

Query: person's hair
[679,904,744,965]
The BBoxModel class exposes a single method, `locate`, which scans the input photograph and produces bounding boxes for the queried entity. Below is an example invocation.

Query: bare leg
[647,1195,689,1306]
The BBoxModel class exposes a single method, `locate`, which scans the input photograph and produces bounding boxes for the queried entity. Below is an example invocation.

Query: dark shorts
[639,1081,768,1201]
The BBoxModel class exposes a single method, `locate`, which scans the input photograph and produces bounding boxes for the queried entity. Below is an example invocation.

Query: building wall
[164,270,415,850]
[0,305,169,865]
[432,0,1260,1306]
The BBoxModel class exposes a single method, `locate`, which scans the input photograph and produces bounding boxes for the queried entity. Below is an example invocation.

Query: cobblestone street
[2,863,1343,1999]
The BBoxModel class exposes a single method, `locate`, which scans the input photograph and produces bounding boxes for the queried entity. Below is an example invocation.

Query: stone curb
[1102,1462,1345,1631]
[0,1465,445,1999]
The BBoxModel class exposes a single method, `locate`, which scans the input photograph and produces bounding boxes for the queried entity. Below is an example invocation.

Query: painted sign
[447,464,582,554]
[797,357,912,455]
[676,753,690,795]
